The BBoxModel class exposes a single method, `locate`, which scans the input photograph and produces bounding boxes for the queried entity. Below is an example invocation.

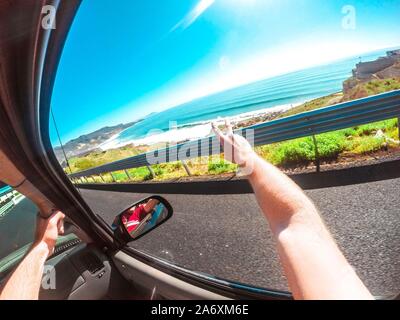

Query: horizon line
[52,44,400,147]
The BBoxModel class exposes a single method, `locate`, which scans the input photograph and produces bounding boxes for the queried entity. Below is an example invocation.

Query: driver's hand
[34,210,65,257]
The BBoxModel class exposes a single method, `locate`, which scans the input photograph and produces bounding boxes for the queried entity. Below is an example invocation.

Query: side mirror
[112,195,173,242]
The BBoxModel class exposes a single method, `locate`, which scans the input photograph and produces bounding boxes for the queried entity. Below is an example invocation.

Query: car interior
[0,0,399,301]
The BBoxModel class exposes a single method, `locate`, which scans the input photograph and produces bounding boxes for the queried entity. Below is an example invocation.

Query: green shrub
[143,173,154,181]
[208,160,237,174]
[352,119,397,137]
[269,138,315,166]
[126,167,154,181]
[267,132,346,167]
[74,158,97,170]
[152,165,165,176]
[315,133,346,160]
[350,136,385,154]
[171,162,183,170]
[340,128,357,137]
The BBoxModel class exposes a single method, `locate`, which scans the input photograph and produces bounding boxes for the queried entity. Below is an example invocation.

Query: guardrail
[68,90,400,181]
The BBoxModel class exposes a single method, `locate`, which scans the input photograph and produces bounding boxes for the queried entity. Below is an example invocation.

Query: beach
[99,102,302,151]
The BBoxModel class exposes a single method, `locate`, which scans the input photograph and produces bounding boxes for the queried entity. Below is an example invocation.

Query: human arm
[143,199,159,214]
[0,211,65,300]
[212,121,373,300]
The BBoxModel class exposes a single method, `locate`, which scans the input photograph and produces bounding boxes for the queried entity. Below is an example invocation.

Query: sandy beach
[99,102,303,151]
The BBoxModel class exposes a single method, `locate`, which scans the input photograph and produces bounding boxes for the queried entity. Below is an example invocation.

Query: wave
[99,102,302,150]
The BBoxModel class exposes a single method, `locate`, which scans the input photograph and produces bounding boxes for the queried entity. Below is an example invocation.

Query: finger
[211,122,225,143]
[49,211,65,231]
[225,119,233,136]
[51,210,65,222]
[211,122,221,135]
[57,218,65,235]
[52,211,65,233]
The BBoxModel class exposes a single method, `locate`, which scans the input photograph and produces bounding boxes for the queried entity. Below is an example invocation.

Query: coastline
[99,101,304,151]
[62,47,400,162]
[64,48,400,178]
[66,88,399,178]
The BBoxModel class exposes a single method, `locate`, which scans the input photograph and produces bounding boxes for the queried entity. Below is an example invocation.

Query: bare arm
[212,121,373,300]
[0,211,65,300]
[143,199,160,214]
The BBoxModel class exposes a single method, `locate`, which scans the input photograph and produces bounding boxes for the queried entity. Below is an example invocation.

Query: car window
[0,184,79,279]
[50,0,400,295]
[0,185,36,260]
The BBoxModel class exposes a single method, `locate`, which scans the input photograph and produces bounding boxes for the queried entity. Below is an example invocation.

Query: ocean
[100,48,396,150]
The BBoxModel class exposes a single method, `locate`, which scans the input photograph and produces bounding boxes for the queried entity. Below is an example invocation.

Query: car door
[0,182,236,300]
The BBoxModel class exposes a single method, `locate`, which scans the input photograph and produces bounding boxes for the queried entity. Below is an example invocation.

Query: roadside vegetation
[278,78,400,119]
[257,118,398,168]
[68,78,400,183]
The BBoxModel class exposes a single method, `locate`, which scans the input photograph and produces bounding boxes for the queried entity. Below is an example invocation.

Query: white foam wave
[99,102,302,151]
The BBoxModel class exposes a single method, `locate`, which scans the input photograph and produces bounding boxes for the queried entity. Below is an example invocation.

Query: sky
[50,0,400,145]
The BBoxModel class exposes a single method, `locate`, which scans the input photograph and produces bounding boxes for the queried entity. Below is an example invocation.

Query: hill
[54,122,137,165]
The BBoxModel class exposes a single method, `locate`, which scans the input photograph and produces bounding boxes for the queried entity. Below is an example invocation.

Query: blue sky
[50,0,400,144]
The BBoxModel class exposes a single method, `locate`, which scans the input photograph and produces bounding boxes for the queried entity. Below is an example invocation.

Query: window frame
[34,2,292,298]
[121,246,293,300]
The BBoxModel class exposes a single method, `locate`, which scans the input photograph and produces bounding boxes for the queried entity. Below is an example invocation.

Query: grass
[69,78,400,183]
[265,133,346,167]
[279,78,400,119]
[208,160,238,175]
[257,118,398,167]
[66,144,148,174]
[73,118,399,183]
[278,93,343,119]
[343,78,400,101]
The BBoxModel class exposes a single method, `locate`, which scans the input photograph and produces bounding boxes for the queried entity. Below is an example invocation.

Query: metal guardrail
[69,90,400,180]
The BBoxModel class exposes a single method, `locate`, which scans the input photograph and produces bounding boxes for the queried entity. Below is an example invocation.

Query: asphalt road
[79,177,400,297]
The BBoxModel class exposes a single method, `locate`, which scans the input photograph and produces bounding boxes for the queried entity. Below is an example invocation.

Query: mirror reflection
[112,196,172,241]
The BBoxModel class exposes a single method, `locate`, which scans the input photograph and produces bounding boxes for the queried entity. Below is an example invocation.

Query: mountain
[53,122,137,165]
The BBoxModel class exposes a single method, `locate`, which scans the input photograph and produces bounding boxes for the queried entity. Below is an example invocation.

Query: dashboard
[39,243,134,300]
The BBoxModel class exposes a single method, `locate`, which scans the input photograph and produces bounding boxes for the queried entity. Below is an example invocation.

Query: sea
[100,47,398,150]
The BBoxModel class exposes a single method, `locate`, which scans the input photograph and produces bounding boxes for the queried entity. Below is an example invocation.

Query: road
[79,177,400,297]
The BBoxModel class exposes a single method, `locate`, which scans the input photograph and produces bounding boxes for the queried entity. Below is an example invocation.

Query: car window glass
[0,185,78,279]
[0,185,36,260]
